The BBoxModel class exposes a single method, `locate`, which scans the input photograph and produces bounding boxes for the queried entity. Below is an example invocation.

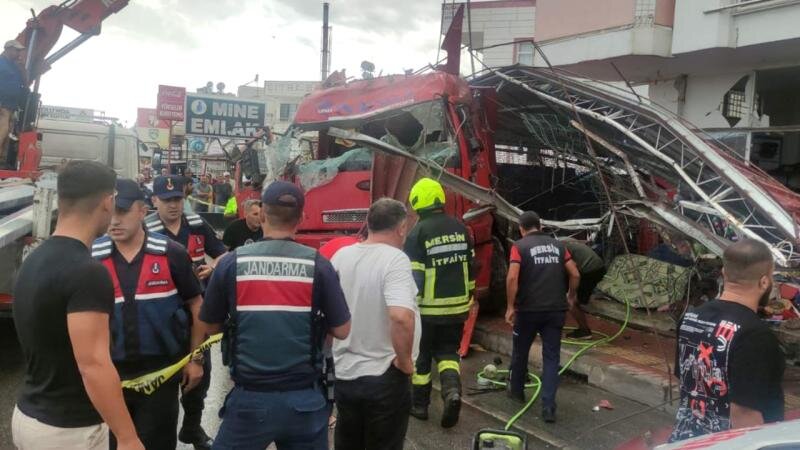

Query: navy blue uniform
[92,232,202,450]
[201,238,350,449]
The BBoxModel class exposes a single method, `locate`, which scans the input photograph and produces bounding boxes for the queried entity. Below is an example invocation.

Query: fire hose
[475,298,631,431]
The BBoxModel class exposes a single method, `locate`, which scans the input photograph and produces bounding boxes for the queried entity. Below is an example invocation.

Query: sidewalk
[446,348,675,449]
[474,309,680,414]
[473,301,800,416]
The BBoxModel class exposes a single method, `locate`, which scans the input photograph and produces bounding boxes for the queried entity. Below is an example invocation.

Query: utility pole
[321,2,330,81]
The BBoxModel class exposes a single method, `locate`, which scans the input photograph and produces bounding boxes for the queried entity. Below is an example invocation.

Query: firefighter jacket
[404,210,475,317]
[92,232,188,361]
[145,212,207,264]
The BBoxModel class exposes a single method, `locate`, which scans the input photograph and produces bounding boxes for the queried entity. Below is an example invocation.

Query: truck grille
[322,209,368,224]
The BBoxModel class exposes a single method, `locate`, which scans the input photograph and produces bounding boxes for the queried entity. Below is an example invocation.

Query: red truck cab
[280,70,502,303]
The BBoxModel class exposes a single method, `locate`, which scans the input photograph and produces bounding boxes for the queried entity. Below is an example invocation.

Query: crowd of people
[9,160,787,450]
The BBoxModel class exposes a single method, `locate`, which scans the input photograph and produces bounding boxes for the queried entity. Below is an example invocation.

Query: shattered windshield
[267,101,459,191]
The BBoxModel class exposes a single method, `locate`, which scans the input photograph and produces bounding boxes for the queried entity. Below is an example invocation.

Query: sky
[3,0,451,126]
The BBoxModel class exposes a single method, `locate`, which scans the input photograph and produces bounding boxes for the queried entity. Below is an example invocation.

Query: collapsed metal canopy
[470,66,800,267]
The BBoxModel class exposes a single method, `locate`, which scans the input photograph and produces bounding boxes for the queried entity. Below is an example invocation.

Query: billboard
[136,107,170,129]
[40,105,94,122]
[135,126,169,148]
[185,94,265,138]
[157,85,186,121]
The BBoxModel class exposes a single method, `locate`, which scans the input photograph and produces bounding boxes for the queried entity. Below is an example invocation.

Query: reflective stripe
[412,372,431,386]
[236,275,314,284]
[437,360,460,374]
[410,261,426,271]
[237,305,312,312]
[114,296,124,304]
[424,268,436,301]
[418,299,472,316]
[94,240,112,249]
[147,236,167,246]
[428,243,468,255]
[238,256,316,266]
[135,289,178,301]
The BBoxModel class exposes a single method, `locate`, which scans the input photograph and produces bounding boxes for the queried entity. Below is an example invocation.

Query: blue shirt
[0,55,26,108]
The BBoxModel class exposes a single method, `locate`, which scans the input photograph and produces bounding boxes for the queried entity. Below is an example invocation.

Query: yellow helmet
[409,177,446,211]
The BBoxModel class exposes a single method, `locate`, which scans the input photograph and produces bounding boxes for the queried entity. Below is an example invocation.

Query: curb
[472,323,679,415]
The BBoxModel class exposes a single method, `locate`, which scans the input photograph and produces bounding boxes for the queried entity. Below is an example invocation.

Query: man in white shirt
[331,198,421,450]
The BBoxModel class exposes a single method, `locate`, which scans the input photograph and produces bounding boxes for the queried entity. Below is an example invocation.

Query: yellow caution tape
[187,195,226,212]
[121,333,223,395]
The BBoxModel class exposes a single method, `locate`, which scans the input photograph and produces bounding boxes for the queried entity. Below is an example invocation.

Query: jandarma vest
[145,213,206,263]
[229,239,325,390]
[92,232,188,361]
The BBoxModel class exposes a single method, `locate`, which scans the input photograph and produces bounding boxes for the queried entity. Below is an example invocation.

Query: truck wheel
[483,236,508,314]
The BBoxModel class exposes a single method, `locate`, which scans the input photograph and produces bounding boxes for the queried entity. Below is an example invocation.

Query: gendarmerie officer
[145,175,226,449]
[92,178,205,449]
[199,181,351,449]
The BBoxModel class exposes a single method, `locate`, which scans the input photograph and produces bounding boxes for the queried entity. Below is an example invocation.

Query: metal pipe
[569,120,646,198]
[321,3,330,81]
[43,31,95,68]
[490,70,789,263]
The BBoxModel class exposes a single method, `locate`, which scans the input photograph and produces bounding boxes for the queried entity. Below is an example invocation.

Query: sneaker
[566,328,593,340]
[410,404,429,421]
[542,407,556,423]
[178,426,213,449]
[440,392,461,428]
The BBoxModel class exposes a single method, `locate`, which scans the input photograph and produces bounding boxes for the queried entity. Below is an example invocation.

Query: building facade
[237,80,319,133]
[442,0,536,68]
[463,0,800,190]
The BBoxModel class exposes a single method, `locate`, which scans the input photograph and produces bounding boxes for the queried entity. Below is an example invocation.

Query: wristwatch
[190,352,205,365]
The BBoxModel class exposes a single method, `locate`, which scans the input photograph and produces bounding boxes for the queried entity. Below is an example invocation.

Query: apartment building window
[279,103,298,121]
[722,76,748,127]
[516,41,534,66]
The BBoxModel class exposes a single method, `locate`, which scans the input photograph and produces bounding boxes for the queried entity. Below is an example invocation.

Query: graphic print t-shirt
[669,300,785,442]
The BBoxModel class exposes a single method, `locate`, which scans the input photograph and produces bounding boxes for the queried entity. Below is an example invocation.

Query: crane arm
[15,0,129,83]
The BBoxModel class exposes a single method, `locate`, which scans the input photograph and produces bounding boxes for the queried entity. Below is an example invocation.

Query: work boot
[566,328,593,340]
[179,416,213,450]
[410,404,429,421]
[441,391,461,428]
[542,406,556,423]
[411,382,432,421]
[439,369,462,428]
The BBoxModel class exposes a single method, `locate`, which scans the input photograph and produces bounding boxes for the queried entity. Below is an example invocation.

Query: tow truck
[0,0,129,315]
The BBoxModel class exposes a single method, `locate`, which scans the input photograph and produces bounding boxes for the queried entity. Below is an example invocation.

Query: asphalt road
[0,316,669,449]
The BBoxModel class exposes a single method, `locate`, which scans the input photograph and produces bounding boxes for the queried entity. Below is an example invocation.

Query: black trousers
[334,365,411,450]
[509,310,566,410]
[180,349,211,426]
[412,318,463,407]
[110,376,180,450]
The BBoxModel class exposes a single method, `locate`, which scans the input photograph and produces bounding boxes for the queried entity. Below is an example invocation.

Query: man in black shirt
[145,175,226,448]
[12,161,143,450]
[222,199,263,250]
[92,178,205,449]
[505,211,580,424]
[670,239,785,442]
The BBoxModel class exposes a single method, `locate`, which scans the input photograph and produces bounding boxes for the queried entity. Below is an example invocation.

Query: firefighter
[405,177,474,428]
[91,178,205,449]
[145,175,226,449]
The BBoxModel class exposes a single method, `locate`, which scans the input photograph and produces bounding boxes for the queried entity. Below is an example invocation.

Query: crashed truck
[250,63,800,320]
